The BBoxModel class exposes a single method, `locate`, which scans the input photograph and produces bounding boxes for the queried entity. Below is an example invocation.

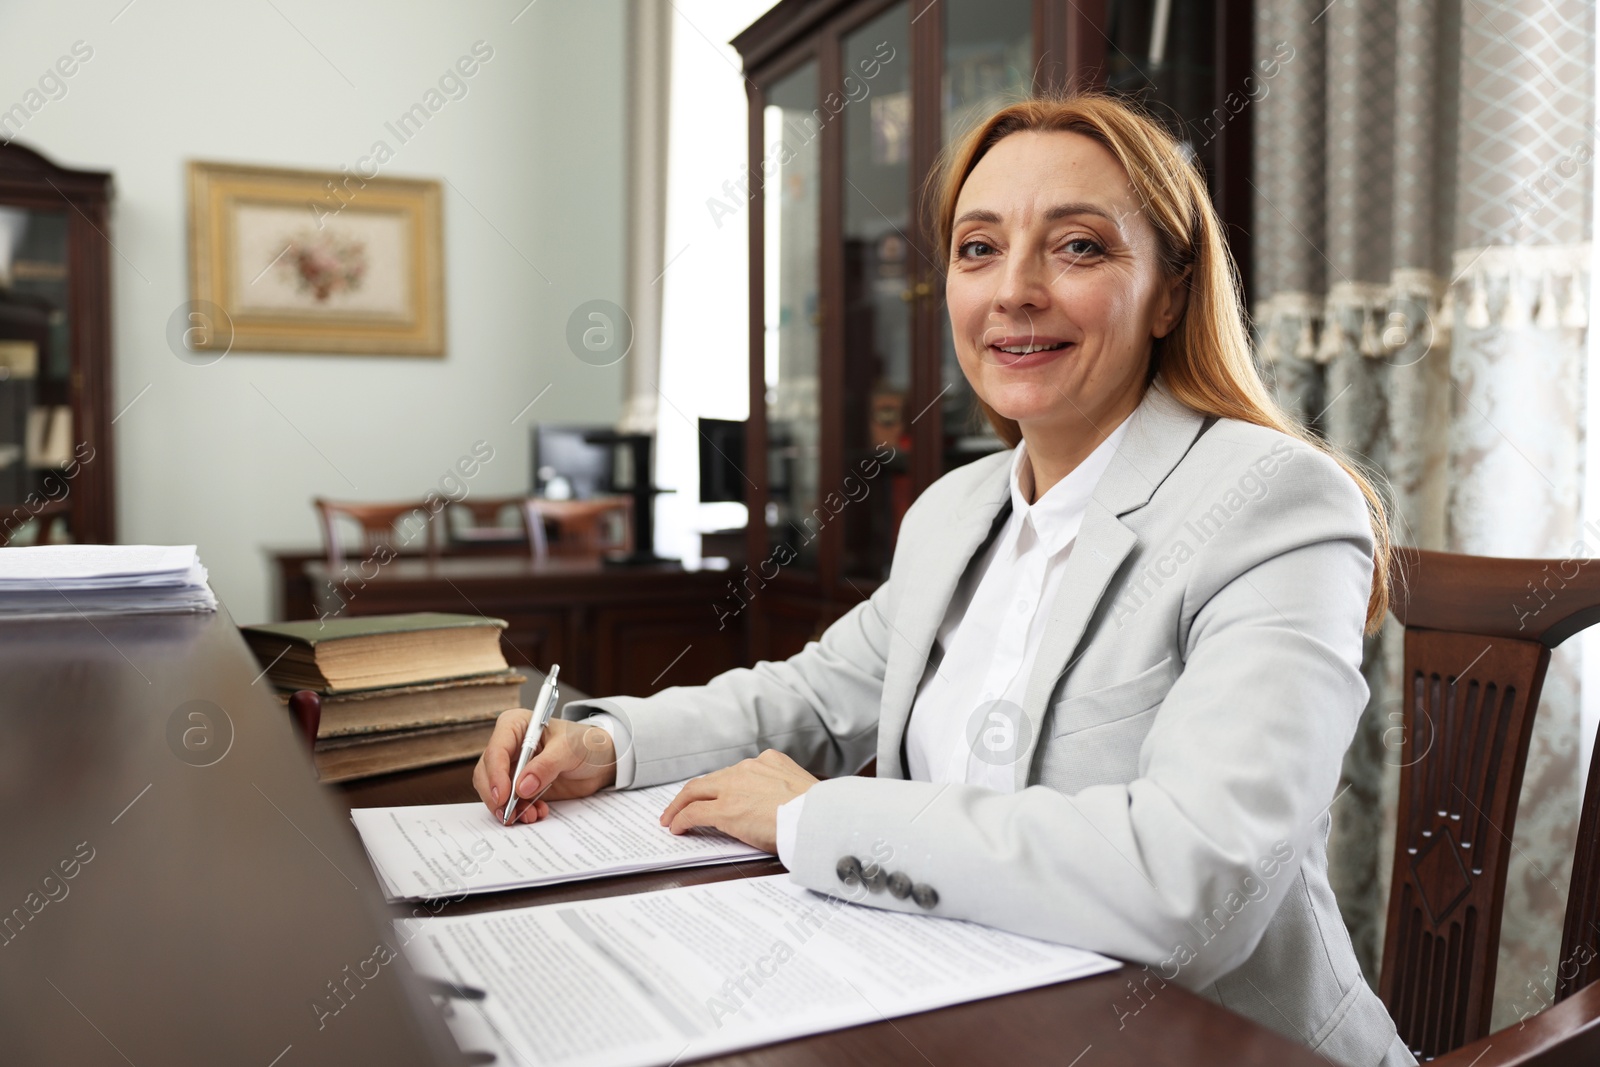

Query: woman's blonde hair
[930,92,1391,632]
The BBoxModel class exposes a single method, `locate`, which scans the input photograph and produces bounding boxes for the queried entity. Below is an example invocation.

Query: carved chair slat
[1379,546,1600,1060]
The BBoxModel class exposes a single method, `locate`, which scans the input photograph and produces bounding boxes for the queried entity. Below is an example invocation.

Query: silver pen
[501,664,561,825]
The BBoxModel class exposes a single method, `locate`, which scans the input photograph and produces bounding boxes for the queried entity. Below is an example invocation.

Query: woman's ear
[1152,268,1192,339]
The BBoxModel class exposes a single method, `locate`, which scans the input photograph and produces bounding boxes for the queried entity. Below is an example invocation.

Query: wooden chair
[1381,547,1600,1062]
[313,497,440,569]
[1438,981,1600,1066]
[445,496,549,560]
[532,496,633,558]
[443,496,633,560]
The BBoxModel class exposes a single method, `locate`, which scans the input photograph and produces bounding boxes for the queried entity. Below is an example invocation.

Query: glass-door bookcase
[734,0,1253,661]
[0,144,115,547]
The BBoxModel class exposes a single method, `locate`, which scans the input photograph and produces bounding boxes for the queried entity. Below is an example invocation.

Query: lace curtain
[1250,0,1594,1028]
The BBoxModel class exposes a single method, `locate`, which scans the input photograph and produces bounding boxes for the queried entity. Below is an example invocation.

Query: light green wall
[0,0,629,622]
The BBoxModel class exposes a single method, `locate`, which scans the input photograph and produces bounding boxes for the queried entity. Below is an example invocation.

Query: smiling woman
[474,92,1414,1067]
[931,95,1390,626]
[941,129,1190,501]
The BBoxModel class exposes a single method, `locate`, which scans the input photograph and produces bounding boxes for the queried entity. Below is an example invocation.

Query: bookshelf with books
[0,143,115,547]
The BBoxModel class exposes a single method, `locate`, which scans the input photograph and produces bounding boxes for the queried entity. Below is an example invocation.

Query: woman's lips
[986,340,1075,369]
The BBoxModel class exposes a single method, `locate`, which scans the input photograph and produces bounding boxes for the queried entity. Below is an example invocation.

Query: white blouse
[773,416,1131,862]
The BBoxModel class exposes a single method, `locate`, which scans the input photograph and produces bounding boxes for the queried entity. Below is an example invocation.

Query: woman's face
[945,130,1187,439]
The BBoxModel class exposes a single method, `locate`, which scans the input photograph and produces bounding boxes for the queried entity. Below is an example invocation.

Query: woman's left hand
[659,750,819,853]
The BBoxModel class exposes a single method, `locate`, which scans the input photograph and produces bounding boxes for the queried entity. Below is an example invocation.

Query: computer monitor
[698,418,746,504]
[531,424,614,499]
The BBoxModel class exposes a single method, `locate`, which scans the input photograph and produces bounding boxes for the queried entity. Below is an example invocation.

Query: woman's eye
[1062,238,1103,258]
[956,240,995,260]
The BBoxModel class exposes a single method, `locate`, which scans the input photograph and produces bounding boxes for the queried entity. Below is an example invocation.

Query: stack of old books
[241,612,524,782]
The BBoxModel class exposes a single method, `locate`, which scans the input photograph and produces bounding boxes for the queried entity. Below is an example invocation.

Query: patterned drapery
[1250,0,1594,1029]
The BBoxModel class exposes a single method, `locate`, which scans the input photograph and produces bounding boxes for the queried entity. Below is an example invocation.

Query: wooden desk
[0,609,463,1066]
[1,607,1326,1066]
[268,498,640,623]
[340,763,1332,1067]
[270,544,532,622]
[301,556,746,699]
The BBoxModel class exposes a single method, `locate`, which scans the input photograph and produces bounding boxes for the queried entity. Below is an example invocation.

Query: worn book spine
[302,672,525,738]
[312,721,496,783]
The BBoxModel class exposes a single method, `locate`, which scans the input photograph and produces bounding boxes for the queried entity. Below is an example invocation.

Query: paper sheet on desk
[0,544,216,618]
[0,544,198,586]
[351,782,768,900]
[399,873,1120,1067]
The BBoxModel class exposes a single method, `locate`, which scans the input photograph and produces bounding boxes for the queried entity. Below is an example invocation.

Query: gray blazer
[562,380,1414,1067]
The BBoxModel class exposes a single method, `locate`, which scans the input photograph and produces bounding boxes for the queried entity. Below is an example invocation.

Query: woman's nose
[993,252,1051,312]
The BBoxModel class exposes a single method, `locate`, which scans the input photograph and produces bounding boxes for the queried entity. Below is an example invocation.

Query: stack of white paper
[0,544,218,619]
[351,782,769,901]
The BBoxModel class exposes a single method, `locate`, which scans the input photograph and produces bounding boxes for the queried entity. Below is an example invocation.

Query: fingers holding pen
[496,718,620,825]
[474,707,533,814]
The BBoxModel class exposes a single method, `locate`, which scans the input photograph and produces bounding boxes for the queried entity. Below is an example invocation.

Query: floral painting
[229,203,407,318]
[188,162,444,355]
[281,230,368,302]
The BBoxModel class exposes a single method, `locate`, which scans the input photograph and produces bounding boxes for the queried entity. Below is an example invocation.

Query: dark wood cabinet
[0,143,115,546]
[733,0,1252,661]
[592,601,746,698]
[288,555,746,700]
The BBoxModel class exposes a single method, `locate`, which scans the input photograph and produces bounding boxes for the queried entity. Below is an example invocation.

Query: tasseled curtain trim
[1253,244,1591,367]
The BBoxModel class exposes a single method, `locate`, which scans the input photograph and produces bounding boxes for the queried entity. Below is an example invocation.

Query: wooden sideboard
[291,554,746,700]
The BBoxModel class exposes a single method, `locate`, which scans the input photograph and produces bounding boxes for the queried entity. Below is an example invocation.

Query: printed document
[352,782,767,900]
[400,873,1119,1067]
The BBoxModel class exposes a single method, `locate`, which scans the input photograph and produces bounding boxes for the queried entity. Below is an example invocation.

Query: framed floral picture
[186,161,445,355]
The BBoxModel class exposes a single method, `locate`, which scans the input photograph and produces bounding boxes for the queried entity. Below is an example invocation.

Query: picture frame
[186,161,445,356]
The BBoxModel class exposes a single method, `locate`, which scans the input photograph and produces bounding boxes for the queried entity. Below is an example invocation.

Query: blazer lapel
[1012,380,1209,788]
[876,462,1012,779]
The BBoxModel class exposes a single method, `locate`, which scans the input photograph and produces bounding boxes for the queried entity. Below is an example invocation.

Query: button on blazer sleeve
[784,442,1376,991]
[556,582,894,788]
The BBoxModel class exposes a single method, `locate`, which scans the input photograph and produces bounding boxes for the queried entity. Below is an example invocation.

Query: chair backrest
[444,496,547,560]
[1430,980,1600,1066]
[313,498,439,569]
[1561,696,1600,1001]
[1381,547,1600,1059]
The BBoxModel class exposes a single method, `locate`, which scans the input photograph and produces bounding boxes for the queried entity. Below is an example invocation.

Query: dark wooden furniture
[1382,547,1600,1061]
[273,538,562,621]
[301,555,746,700]
[271,544,403,621]
[732,0,1254,661]
[286,496,640,620]
[523,496,633,557]
[1563,686,1600,1002]
[701,526,749,565]
[336,762,1332,1067]
[445,495,548,558]
[0,142,114,547]
[1432,982,1600,1067]
[315,496,442,567]
[445,495,636,560]
[0,608,462,1065]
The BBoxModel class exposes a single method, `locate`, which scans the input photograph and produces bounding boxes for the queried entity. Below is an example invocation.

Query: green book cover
[241,612,506,647]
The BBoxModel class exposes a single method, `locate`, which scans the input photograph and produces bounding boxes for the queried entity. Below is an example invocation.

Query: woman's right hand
[472,711,618,824]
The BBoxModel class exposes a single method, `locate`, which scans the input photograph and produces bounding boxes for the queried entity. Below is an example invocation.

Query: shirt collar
[1007,416,1133,558]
